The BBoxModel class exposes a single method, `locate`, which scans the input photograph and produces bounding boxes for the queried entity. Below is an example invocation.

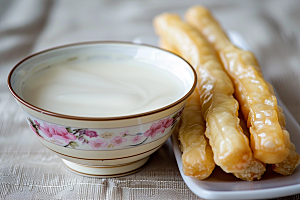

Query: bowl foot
[62,156,149,178]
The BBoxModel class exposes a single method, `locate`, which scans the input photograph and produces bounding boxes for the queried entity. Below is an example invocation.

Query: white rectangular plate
[171,32,300,200]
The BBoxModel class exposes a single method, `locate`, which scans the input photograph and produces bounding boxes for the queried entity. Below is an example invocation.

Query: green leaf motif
[69,141,79,149]
[28,117,34,125]
[28,117,42,138]
[171,113,178,119]
[66,127,72,133]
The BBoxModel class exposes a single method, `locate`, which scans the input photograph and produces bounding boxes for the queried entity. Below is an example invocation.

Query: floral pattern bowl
[7,42,196,177]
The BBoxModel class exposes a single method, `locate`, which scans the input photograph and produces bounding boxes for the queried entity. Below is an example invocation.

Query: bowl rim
[7,41,197,121]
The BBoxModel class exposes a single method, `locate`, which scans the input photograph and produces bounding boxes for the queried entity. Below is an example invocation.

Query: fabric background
[1,0,300,199]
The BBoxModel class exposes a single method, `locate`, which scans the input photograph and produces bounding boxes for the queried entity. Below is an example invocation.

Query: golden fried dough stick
[186,6,292,164]
[272,142,300,175]
[163,40,215,179]
[159,39,180,55]
[234,158,265,181]
[178,90,215,179]
[161,42,215,179]
[154,13,252,173]
[267,84,300,175]
[233,112,266,181]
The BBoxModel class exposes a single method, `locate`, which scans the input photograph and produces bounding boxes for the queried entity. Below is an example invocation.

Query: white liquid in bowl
[21,59,185,117]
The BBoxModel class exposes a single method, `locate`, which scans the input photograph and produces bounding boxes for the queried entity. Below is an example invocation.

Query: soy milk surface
[22,59,184,117]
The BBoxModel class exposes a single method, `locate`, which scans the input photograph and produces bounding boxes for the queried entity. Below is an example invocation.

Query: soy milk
[22,59,185,117]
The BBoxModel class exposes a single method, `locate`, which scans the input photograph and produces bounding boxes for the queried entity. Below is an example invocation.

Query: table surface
[1,0,300,199]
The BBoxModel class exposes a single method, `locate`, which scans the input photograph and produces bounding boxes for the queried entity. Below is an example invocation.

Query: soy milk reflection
[21,57,185,117]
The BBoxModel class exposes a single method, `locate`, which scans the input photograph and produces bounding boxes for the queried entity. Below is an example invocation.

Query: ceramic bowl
[8,42,196,177]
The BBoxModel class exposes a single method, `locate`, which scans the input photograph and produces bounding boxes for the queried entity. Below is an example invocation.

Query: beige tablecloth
[1,0,300,199]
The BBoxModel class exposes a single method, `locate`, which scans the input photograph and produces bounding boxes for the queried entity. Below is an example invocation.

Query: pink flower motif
[175,108,184,120]
[130,135,142,144]
[110,136,127,146]
[85,130,98,138]
[144,117,174,138]
[88,139,108,149]
[40,122,76,146]
[163,117,174,128]
[119,130,129,136]
[29,124,43,139]
[34,120,40,129]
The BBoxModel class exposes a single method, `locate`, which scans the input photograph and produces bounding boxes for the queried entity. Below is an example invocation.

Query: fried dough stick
[267,85,300,175]
[154,14,252,173]
[272,142,300,175]
[186,6,293,164]
[163,41,215,179]
[165,31,266,179]
[159,39,180,55]
[178,90,215,179]
[233,112,266,181]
